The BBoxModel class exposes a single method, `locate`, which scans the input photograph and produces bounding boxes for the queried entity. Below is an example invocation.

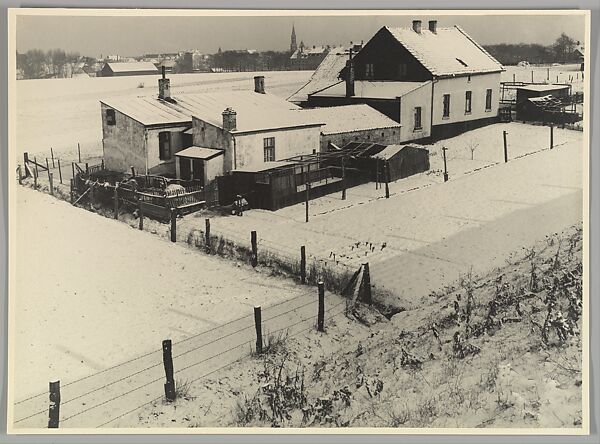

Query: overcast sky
[16,13,586,57]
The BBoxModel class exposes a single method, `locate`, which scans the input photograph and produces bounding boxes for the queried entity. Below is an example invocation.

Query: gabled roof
[291,46,330,59]
[287,46,350,103]
[103,62,159,73]
[311,80,429,100]
[297,104,401,135]
[384,25,504,77]
[101,91,324,133]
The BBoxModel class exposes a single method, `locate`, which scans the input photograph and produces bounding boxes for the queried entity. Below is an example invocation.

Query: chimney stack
[254,75,265,94]
[222,108,237,132]
[412,20,422,34]
[158,66,171,100]
[429,20,437,34]
[345,48,355,98]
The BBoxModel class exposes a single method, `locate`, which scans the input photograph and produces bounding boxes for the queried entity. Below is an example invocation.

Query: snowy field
[15,71,312,161]
[11,187,327,405]
[501,63,584,92]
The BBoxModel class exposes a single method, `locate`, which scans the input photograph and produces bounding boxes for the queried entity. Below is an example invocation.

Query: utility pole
[442,147,449,182]
[341,155,347,200]
[304,163,310,223]
[503,130,508,163]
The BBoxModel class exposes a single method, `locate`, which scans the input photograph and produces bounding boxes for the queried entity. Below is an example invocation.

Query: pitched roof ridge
[452,25,504,69]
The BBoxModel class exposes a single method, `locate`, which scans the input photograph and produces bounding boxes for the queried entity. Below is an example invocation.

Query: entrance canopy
[175,146,224,160]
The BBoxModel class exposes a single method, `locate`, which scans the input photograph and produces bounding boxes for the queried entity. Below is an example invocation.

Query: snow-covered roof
[311,80,429,99]
[518,84,570,92]
[291,46,330,59]
[287,47,350,103]
[174,146,224,160]
[297,104,401,135]
[385,25,504,76]
[101,91,324,133]
[103,62,159,73]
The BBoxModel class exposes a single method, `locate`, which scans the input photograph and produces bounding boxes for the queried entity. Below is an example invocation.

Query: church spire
[290,24,298,52]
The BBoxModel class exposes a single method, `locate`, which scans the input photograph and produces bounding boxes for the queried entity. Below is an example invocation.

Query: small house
[98,61,160,77]
[515,84,573,122]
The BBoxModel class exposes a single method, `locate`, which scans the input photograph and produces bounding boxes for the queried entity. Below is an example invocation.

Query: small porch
[175,146,225,186]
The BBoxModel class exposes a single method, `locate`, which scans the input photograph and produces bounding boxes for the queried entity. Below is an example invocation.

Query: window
[106,109,116,126]
[159,131,171,160]
[365,63,374,79]
[443,94,451,118]
[465,91,472,114]
[485,88,493,111]
[414,107,422,130]
[398,63,408,79]
[263,137,275,162]
[467,75,471,82]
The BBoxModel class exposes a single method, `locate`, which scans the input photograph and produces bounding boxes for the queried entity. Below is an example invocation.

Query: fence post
[23,152,29,177]
[442,147,449,182]
[131,166,136,177]
[101,159,105,170]
[70,179,74,204]
[162,340,176,402]
[304,166,310,223]
[170,208,177,242]
[71,162,75,180]
[341,156,346,200]
[85,163,89,175]
[57,159,62,184]
[48,380,60,428]
[361,262,373,305]
[550,125,554,150]
[78,142,81,163]
[205,218,211,253]
[531,70,534,83]
[33,168,38,189]
[138,199,144,230]
[547,67,550,80]
[503,130,508,163]
[384,161,390,199]
[250,230,258,267]
[46,158,50,178]
[34,156,39,178]
[50,148,55,168]
[254,306,263,354]
[89,182,95,209]
[49,172,54,196]
[17,165,22,184]
[375,159,379,190]
[113,185,119,220]
[300,245,306,284]
[317,281,325,332]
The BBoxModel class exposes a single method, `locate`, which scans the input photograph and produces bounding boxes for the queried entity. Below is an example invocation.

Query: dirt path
[11,188,343,429]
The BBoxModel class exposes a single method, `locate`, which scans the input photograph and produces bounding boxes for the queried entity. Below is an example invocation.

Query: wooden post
[317,281,325,332]
[78,142,81,163]
[57,159,62,183]
[85,163,89,175]
[131,166,136,177]
[170,208,177,242]
[101,159,105,170]
[362,262,372,305]
[531,70,534,83]
[512,73,515,83]
[71,162,75,180]
[34,156,39,178]
[304,165,310,223]
[547,67,550,80]
[162,340,176,402]
[384,161,390,199]
[48,380,60,428]
[23,152,29,178]
[205,218,211,252]
[49,172,54,195]
[300,245,306,284]
[17,165,22,184]
[50,148,55,168]
[70,179,74,204]
[375,159,379,190]
[250,230,258,267]
[550,125,554,149]
[113,185,119,220]
[442,147,449,182]
[138,200,144,230]
[254,306,263,354]
[33,168,38,189]
[46,158,50,177]
[556,75,559,83]
[503,130,508,163]
[89,182,95,209]
[341,156,347,200]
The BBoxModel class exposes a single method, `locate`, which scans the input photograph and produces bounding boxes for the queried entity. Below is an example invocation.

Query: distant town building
[290,24,298,52]
[98,61,160,77]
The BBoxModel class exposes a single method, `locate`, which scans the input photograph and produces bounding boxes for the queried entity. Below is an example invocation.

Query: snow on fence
[12,280,358,428]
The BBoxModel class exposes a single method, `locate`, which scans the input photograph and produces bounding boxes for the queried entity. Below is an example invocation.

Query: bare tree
[466,139,479,160]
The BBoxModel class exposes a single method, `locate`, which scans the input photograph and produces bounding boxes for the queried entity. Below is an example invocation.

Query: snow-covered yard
[501,63,584,93]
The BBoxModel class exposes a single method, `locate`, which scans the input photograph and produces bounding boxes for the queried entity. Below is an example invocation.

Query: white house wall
[191,117,233,170]
[399,82,433,142]
[146,126,189,175]
[432,72,501,126]
[101,104,147,174]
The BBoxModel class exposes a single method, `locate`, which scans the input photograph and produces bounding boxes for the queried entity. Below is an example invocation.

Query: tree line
[483,33,582,65]
[16,49,89,79]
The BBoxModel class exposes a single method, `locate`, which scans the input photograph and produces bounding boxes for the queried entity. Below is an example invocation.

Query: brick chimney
[222,108,237,132]
[345,48,355,98]
[254,75,265,94]
[428,20,437,34]
[158,66,171,100]
[412,20,422,34]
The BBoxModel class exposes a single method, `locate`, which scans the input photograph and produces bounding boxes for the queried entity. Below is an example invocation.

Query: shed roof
[311,80,429,100]
[517,84,570,92]
[297,104,401,135]
[174,146,224,160]
[340,141,427,159]
[101,91,324,132]
[103,62,159,73]
[384,25,503,76]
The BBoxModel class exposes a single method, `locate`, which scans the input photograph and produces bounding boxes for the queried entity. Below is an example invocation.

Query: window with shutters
[485,88,493,111]
[263,137,275,162]
[443,94,451,118]
[465,91,472,114]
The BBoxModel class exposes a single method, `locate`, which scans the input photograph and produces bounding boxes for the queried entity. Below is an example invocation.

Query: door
[179,158,192,180]
[192,159,204,184]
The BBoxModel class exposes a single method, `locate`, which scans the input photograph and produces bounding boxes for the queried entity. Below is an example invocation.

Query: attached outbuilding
[98,61,160,77]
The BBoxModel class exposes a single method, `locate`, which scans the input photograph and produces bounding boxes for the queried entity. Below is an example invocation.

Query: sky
[16,13,587,58]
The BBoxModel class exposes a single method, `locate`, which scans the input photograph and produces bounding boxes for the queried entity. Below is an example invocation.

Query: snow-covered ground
[11,187,333,410]
[501,63,584,93]
[15,71,312,161]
